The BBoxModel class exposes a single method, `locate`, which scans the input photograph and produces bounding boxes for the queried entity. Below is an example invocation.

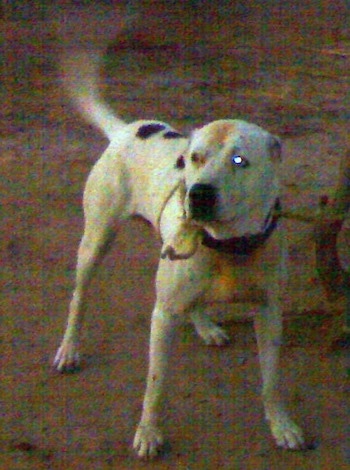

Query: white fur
[54,52,305,459]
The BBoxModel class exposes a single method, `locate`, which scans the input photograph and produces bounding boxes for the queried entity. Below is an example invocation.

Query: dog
[54,51,305,458]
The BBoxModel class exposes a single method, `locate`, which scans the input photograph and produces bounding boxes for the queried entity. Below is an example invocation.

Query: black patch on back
[136,123,166,139]
[163,131,185,139]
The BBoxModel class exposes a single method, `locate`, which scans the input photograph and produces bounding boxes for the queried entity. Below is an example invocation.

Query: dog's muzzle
[202,198,281,256]
[189,183,217,222]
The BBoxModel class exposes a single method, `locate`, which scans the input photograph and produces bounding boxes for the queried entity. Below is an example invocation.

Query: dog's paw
[200,324,230,346]
[269,414,305,450]
[193,318,230,346]
[133,423,164,459]
[53,342,80,373]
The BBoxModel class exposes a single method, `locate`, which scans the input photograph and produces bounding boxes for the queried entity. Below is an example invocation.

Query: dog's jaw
[202,198,281,256]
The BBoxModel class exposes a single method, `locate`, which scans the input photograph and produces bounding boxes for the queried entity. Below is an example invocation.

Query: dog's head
[182,119,281,240]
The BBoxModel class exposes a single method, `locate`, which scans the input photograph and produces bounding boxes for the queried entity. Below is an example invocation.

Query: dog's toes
[205,326,230,346]
[133,424,164,459]
[270,417,305,450]
[197,324,230,346]
[53,344,80,373]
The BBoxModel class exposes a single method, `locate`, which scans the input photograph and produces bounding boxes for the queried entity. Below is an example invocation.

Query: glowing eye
[232,155,249,168]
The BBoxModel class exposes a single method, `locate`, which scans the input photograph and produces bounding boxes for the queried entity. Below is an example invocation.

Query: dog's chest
[204,251,269,305]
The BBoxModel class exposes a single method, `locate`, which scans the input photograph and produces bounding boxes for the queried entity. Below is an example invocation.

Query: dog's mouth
[199,215,238,230]
[186,211,242,242]
[188,199,280,241]
[201,198,281,255]
[185,181,280,239]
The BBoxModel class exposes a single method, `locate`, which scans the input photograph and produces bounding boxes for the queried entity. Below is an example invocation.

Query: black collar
[202,198,281,256]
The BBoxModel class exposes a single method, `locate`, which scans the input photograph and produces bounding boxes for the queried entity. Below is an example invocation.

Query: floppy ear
[269,135,282,162]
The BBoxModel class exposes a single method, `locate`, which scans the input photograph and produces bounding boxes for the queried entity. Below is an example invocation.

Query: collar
[201,198,281,256]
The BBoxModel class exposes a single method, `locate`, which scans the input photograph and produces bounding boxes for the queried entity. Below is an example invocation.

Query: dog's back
[61,51,189,228]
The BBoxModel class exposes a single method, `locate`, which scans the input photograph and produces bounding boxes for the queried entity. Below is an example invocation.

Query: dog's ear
[269,135,282,162]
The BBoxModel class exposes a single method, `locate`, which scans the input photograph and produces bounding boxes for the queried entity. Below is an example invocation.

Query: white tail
[61,51,126,141]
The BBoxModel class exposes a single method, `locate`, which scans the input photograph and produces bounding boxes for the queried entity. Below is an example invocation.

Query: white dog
[54,52,305,458]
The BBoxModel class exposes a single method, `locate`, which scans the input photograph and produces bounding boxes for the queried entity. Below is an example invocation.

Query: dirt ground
[1,1,349,469]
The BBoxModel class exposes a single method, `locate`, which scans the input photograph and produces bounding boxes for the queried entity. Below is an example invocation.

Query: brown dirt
[1,2,349,469]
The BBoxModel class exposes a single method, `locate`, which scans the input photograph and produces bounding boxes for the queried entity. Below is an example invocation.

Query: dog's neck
[202,198,281,256]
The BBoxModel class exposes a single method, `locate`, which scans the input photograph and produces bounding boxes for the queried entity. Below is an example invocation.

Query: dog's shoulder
[126,120,189,173]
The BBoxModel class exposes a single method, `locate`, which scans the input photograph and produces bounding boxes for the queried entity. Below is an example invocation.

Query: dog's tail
[61,51,125,140]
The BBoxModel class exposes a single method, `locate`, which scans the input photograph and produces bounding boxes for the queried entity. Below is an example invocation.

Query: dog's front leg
[133,305,179,459]
[254,302,305,450]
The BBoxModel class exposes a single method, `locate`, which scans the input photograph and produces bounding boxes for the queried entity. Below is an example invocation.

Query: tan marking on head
[203,121,239,148]
[191,151,207,166]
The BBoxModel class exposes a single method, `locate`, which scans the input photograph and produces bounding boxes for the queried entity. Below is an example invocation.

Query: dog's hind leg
[54,153,129,372]
[54,222,116,372]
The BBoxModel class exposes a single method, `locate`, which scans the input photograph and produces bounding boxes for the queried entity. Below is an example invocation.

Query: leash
[156,179,186,238]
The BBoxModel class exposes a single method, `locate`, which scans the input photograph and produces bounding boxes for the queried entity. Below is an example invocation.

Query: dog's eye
[232,155,249,168]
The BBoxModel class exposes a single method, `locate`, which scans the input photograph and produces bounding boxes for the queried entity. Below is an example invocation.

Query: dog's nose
[189,183,217,221]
